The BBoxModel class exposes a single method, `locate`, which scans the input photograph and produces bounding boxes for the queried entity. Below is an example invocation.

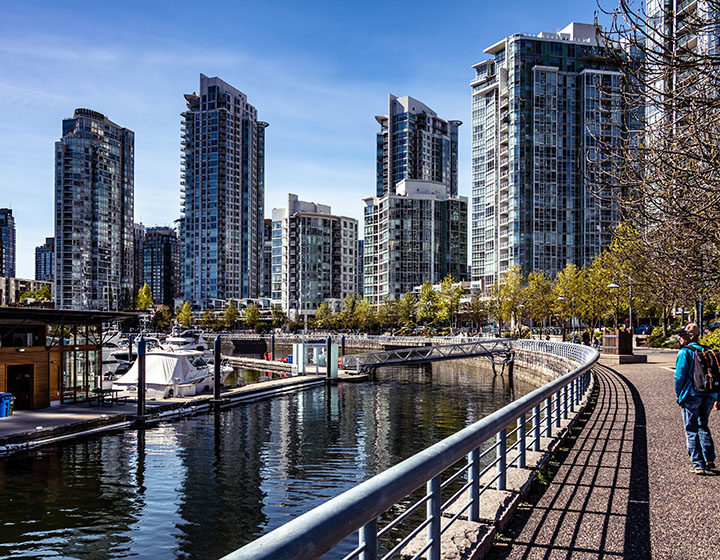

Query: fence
[220,340,598,560]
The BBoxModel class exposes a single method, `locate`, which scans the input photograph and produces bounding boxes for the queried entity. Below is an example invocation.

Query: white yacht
[112,350,223,399]
[162,330,209,352]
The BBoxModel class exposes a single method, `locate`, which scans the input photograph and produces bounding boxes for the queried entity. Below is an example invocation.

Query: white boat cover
[114,351,207,387]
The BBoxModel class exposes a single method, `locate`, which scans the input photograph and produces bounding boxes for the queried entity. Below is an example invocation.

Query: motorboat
[112,350,223,399]
[102,337,162,379]
[162,330,209,352]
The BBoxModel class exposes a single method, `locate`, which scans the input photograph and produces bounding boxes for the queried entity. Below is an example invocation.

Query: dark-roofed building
[0,308,137,409]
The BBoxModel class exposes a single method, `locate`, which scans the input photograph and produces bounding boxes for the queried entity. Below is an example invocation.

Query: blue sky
[1,0,605,278]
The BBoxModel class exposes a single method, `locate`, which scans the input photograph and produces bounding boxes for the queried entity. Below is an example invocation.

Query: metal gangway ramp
[341,338,514,374]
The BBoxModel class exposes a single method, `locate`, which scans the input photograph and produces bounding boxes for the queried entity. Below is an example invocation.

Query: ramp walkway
[341,339,514,373]
[486,349,720,560]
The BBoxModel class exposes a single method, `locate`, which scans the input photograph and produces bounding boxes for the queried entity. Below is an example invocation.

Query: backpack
[687,345,720,394]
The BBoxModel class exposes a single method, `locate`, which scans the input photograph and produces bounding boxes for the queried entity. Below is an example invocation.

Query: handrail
[220,340,598,560]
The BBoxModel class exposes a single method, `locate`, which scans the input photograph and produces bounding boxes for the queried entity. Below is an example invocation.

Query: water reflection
[0,360,532,559]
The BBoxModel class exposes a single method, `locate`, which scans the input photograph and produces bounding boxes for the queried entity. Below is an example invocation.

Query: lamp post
[558,294,575,340]
[607,272,633,333]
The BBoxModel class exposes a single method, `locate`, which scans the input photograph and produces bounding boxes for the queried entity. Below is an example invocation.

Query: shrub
[700,329,720,349]
[648,326,667,348]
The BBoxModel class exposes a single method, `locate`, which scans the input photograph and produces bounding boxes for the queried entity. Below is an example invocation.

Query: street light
[607,272,633,332]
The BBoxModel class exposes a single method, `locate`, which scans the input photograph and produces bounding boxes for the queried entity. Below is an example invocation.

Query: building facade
[357,239,364,296]
[133,222,145,296]
[271,194,357,318]
[35,237,54,282]
[181,74,267,308]
[0,277,52,306]
[54,109,134,310]
[375,95,461,197]
[260,218,272,300]
[0,208,16,278]
[365,96,466,304]
[142,227,178,308]
[470,22,628,286]
[364,180,467,305]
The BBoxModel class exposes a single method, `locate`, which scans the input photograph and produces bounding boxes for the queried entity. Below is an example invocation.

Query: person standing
[675,323,719,474]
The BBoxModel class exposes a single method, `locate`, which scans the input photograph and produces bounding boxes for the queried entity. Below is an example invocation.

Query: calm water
[0,362,533,559]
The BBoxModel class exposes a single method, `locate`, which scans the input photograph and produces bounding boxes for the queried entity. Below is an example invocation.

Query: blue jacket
[675,341,720,404]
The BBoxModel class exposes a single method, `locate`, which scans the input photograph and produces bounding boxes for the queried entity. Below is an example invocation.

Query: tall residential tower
[54,109,134,310]
[365,95,467,304]
[181,74,267,308]
[0,209,15,278]
[471,23,628,286]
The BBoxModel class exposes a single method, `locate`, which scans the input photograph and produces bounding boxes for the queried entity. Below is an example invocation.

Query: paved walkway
[487,350,720,560]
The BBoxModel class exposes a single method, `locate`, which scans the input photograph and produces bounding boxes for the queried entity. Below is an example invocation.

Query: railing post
[427,476,441,560]
[562,385,568,420]
[569,378,575,412]
[496,428,507,491]
[533,404,541,451]
[468,448,479,522]
[518,415,526,468]
[555,390,561,428]
[359,517,378,560]
[545,397,552,437]
[137,336,146,419]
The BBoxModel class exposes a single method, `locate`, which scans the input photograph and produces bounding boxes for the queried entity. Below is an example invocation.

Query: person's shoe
[690,467,708,475]
[706,461,716,470]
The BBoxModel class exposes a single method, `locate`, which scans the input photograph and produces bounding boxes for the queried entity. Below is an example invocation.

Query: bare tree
[594,0,720,290]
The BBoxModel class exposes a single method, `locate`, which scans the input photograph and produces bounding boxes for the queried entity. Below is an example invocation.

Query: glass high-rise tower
[181,74,268,308]
[0,209,15,278]
[375,95,461,197]
[54,109,134,310]
[470,23,631,286]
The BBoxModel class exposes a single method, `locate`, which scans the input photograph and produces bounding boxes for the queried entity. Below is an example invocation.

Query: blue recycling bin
[0,393,13,418]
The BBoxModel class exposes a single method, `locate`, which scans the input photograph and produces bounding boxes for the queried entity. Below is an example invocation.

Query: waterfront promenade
[487,349,720,560]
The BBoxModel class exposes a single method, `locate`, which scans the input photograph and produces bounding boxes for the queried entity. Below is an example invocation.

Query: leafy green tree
[498,265,525,328]
[223,299,240,330]
[436,275,463,329]
[152,305,173,331]
[416,282,439,328]
[338,293,359,331]
[396,291,417,333]
[136,283,154,310]
[460,291,487,331]
[354,298,377,333]
[200,309,220,331]
[36,285,52,301]
[525,271,554,333]
[243,304,261,331]
[314,302,335,330]
[377,297,400,332]
[176,301,194,327]
[271,305,287,329]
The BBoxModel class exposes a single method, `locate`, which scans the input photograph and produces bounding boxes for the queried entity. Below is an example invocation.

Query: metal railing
[340,339,514,372]
[221,340,598,560]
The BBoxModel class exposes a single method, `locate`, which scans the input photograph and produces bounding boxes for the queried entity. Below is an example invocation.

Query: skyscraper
[143,227,178,307]
[35,237,54,282]
[364,96,467,304]
[54,109,134,310]
[272,194,357,318]
[181,74,268,308]
[260,218,272,300]
[470,22,629,286]
[133,222,145,296]
[375,95,461,197]
[0,209,15,278]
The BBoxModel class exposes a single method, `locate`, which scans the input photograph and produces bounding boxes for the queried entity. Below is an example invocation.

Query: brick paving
[487,350,720,560]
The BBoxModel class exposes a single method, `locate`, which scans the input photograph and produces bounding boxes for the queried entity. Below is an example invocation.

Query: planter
[602,330,633,355]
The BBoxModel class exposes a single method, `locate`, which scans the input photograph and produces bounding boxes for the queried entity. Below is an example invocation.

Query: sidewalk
[487,349,720,560]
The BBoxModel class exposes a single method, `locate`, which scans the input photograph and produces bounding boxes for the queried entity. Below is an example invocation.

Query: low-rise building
[0,277,52,306]
[272,194,358,319]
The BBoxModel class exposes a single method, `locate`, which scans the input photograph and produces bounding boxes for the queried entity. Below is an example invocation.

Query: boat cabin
[0,308,138,409]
